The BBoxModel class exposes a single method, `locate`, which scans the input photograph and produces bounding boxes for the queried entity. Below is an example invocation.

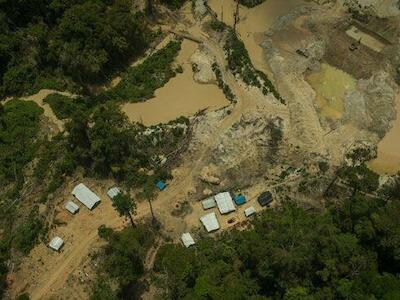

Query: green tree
[112,193,136,228]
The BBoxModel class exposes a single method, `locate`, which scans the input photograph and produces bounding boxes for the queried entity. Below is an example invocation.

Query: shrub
[44,93,88,119]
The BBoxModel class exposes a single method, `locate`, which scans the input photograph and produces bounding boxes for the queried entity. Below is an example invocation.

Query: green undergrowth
[44,93,89,119]
[102,40,182,103]
[212,63,236,103]
[224,30,284,103]
[239,0,266,7]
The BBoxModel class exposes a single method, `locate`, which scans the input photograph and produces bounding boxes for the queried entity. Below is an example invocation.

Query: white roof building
[200,212,220,232]
[202,197,216,210]
[107,187,121,199]
[244,206,256,217]
[215,192,236,214]
[49,236,64,251]
[65,201,79,214]
[181,233,195,248]
[72,183,101,210]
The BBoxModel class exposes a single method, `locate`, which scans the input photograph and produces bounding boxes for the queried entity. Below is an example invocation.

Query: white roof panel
[244,206,256,217]
[65,201,79,214]
[202,197,216,210]
[107,187,121,199]
[72,183,101,210]
[200,212,220,232]
[215,192,236,214]
[49,236,64,251]
[181,233,195,248]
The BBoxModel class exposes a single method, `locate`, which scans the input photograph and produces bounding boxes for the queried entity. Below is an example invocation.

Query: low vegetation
[212,63,236,102]
[160,0,187,10]
[102,40,182,103]
[224,30,284,103]
[239,0,266,8]
[43,93,88,120]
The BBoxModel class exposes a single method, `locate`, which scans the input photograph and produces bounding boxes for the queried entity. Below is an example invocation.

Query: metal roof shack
[156,180,167,191]
[64,201,79,214]
[257,191,273,207]
[200,212,220,232]
[107,187,121,200]
[72,183,101,210]
[49,236,64,251]
[181,233,195,248]
[215,192,236,214]
[202,197,216,210]
[244,206,256,217]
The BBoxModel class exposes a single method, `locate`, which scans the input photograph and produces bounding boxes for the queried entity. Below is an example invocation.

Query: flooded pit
[122,40,229,126]
[368,93,400,175]
[306,63,356,119]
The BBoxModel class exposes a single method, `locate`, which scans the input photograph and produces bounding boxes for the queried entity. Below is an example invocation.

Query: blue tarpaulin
[156,180,167,191]
[234,194,246,205]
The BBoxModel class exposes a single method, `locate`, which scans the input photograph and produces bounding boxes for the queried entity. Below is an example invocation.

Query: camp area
[72,183,101,210]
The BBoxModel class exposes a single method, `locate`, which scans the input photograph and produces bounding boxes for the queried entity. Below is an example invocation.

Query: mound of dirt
[190,47,217,84]
[344,71,397,137]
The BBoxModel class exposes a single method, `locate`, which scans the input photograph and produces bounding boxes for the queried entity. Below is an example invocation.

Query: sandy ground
[346,25,387,52]
[306,63,356,119]
[368,92,400,175]
[122,39,229,126]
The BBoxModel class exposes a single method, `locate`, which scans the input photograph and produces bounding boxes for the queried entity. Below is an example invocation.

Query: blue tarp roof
[156,180,166,191]
[234,194,246,205]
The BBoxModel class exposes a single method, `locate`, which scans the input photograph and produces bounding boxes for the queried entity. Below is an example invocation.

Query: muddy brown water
[208,0,306,75]
[306,63,356,119]
[122,40,229,126]
[368,93,400,175]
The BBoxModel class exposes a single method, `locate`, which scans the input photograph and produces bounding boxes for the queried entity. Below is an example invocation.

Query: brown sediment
[122,40,229,126]
[368,93,400,175]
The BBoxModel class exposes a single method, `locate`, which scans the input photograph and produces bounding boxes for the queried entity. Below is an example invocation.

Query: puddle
[346,25,387,52]
[208,0,306,74]
[306,63,356,119]
[122,40,229,126]
[368,93,400,175]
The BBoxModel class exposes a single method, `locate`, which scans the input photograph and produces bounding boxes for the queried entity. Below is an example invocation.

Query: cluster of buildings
[49,183,120,251]
[181,190,273,248]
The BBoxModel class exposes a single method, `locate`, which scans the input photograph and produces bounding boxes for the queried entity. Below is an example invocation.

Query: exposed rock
[190,48,217,84]
[344,71,397,137]
[203,188,213,196]
[200,164,221,185]
[193,0,208,20]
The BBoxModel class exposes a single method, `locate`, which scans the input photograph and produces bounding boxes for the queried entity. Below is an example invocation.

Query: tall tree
[112,192,136,228]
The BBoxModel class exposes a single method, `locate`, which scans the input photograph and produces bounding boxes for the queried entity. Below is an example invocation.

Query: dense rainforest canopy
[0,0,150,97]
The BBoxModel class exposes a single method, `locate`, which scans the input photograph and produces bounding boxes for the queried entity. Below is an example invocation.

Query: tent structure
[181,233,195,248]
[200,212,220,232]
[215,192,236,214]
[202,197,216,210]
[156,180,167,191]
[49,236,64,251]
[257,191,273,207]
[234,194,246,205]
[107,187,121,199]
[244,206,256,217]
[64,201,79,214]
[72,183,101,210]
